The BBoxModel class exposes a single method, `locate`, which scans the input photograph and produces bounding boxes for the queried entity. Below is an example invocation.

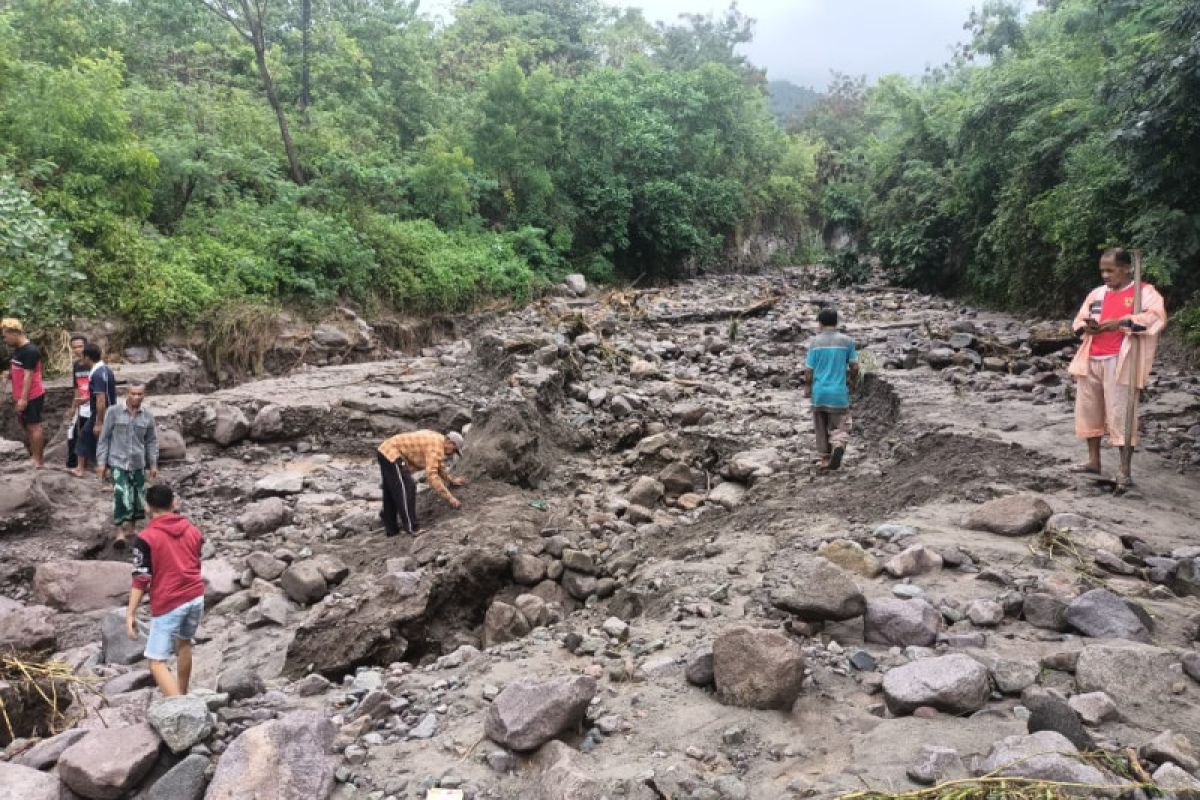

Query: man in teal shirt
[804,308,859,471]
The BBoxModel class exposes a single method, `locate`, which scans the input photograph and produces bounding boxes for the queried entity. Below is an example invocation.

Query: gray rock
[148,695,213,753]
[515,593,551,628]
[883,545,943,578]
[725,448,783,483]
[58,723,162,799]
[563,274,588,296]
[253,473,305,497]
[483,601,531,648]
[979,731,1112,786]
[201,558,241,605]
[658,462,696,496]
[246,552,287,581]
[1152,762,1200,798]
[33,560,128,612]
[713,627,805,710]
[246,593,290,628]
[989,658,1040,695]
[1065,589,1152,642]
[1185,652,1200,684]
[204,711,336,800]
[409,713,438,739]
[1024,687,1094,751]
[1174,558,1200,599]
[531,740,601,799]
[292,673,331,697]
[817,539,882,578]
[769,556,866,622]
[561,549,597,575]
[864,598,942,647]
[1140,731,1199,772]
[485,675,597,751]
[13,727,88,769]
[1068,692,1117,726]
[100,607,145,665]
[250,404,285,441]
[561,570,597,600]
[882,653,990,715]
[686,644,715,687]
[906,745,966,786]
[964,494,1054,536]
[217,667,265,700]
[157,428,187,461]
[966,599,1005,627]
[708,481,747,509]
[205,402,250,446]
[511,553,547,585]
[280,561,329,605]
[1023,592,1070,631]
[144,753,210,800]
[626,476,665,508]
[309,554,349,585]
[0,601,57,652]
[0,763,66,800]
[237,497,290,536]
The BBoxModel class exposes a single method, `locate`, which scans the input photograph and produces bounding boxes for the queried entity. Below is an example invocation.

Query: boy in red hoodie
[126,484,205,696]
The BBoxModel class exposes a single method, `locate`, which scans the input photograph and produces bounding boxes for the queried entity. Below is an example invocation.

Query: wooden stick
[1125,250,1143,451]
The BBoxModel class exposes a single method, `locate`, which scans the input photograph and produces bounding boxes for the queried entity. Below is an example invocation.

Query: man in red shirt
[126,484,205,696]
[1068,248,1168,488]
[2,318,46,468]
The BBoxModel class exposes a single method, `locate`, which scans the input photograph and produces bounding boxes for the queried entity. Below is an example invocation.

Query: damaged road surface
[2,268,1200,800]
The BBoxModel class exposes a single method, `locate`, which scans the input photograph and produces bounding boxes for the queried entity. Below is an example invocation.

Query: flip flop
[829,446,846,471]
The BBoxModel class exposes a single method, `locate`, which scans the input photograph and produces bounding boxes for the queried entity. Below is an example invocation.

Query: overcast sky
[423,0,984,90]
[637,0,982,88]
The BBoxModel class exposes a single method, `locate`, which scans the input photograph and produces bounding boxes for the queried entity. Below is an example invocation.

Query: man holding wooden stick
[1068,247,1167,490]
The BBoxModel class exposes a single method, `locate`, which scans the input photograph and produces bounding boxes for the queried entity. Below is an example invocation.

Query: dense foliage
[803,0,1200,323]
[0,0,818,338]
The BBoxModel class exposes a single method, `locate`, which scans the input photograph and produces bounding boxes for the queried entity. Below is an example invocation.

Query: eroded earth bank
[3,268,1200,800]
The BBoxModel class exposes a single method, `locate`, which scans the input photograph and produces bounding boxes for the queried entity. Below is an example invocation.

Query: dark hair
[817,307,839,327]
[82,342,102,361]
[69,334,87,345]
[145,484,174,511]
[1101,247,1132,267]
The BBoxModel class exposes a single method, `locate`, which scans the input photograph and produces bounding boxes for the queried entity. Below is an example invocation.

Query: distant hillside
[767,80,822,125]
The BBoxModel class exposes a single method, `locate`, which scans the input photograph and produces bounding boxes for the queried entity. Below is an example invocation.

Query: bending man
[1068,247,1167,488]
[376,430,467,536]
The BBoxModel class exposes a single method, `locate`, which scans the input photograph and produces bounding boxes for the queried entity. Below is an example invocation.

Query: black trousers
[66,416,80,469]
[378,452,418,535]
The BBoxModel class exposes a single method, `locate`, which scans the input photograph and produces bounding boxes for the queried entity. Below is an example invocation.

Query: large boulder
[964,494,1054,536]
[1075,642,1195,734]
[283,576,433,678]
[58,723,162,799]
[148,695,213,753]
[485,675,597,752]
[0,600,57,652]
[0,472,50,534]
[33,560,129,613]
[769,557,866,622]
[204,711,336,800]
[144,753,210,800]
[713,627,806,710]
[157,429,187,462]
[0,762,68,800]
[483,601,532,648]
[882,653,991,715]
[101,607,146,665]
[864,598,942,647]
[1065,589,1152,642]
[203,403,249,446]
[13,728,88,770]
[280,561,329,605]
[236,498,290,536]
[978,731,1114,786]
[216,667,265,701]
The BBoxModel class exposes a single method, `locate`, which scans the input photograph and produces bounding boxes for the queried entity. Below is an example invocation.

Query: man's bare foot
[68,468,85,478]
[1069,463,1102,475]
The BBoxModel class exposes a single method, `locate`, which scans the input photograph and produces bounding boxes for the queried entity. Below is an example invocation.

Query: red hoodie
[131,513,205,617]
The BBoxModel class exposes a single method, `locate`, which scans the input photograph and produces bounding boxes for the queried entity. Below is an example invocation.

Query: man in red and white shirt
[1068,248,1167,487]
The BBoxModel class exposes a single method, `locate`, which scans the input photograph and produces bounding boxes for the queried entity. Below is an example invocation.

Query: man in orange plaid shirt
[376,429,467,536]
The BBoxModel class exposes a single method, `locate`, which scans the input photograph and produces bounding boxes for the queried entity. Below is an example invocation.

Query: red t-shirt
[9,342,45,401]
[1089,284,1136,358]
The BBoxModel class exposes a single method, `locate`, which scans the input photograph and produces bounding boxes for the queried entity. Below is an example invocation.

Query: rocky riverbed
[2,268,1200,800]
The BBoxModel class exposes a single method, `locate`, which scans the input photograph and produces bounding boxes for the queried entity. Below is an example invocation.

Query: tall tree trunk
[252,33,305,184]
[300,0,312,112]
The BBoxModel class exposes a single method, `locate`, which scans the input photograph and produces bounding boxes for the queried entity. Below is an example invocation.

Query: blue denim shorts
[144,596,204,661]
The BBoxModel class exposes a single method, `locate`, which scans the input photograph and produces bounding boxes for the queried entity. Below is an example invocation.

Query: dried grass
[0,654,102,742]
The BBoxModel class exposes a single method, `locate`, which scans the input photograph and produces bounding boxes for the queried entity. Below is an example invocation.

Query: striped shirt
[378,430,456,503]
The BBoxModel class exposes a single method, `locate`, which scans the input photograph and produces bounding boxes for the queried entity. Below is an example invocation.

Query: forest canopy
[1,0,1198,343]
